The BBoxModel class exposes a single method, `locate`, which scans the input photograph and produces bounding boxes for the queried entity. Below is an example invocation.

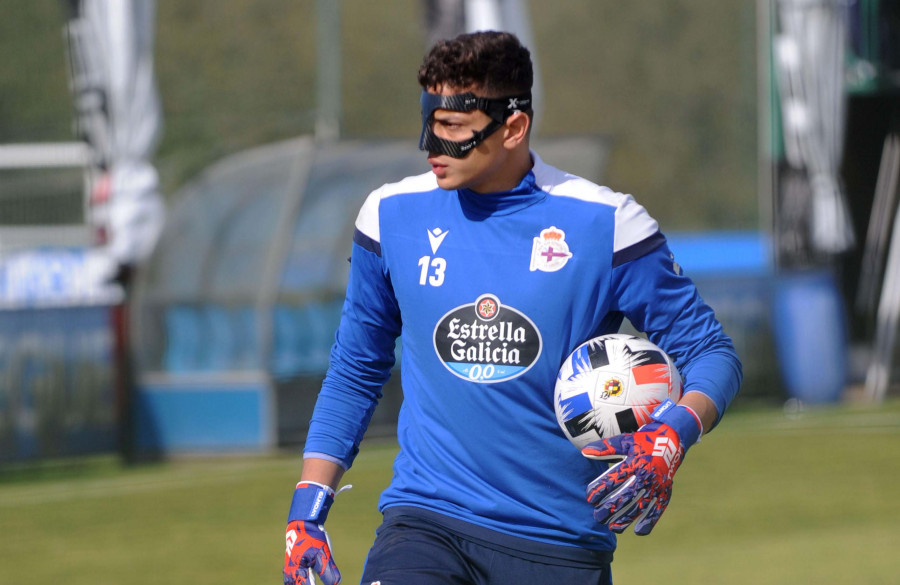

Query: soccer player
[283,31,742,585]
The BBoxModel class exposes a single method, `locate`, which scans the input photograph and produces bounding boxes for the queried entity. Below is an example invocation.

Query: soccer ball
[554,334,682,449]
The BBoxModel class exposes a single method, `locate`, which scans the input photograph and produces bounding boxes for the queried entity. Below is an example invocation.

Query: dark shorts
[359,507,613,585]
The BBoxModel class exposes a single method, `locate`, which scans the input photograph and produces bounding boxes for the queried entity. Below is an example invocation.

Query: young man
[284,31,742,585]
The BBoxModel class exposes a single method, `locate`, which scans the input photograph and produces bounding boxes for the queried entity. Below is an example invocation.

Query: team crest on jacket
[433,293,542,383]
[529,226,573,272]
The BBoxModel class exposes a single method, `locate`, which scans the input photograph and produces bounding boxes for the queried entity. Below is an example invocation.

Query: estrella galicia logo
[433,294,542,383]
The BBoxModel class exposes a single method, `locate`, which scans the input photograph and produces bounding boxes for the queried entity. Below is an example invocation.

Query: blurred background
[2,1,900,583]
[2,0,898,460]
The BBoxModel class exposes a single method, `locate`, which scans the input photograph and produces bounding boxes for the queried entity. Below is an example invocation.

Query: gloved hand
[582,399,703,535]
[284,481,341,585]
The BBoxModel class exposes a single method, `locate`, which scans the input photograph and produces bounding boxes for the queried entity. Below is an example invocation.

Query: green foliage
[1,0,759,229]
[533,1,759,229]
[0,1,73,141]
[2,401,899,584]
[153,0,321,194]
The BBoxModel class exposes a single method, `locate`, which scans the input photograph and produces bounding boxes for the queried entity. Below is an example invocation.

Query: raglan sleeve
[302,188,402,467]
[607,196,743,427]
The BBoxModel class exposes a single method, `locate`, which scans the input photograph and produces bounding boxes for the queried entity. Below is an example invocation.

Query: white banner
[64,0,165,273]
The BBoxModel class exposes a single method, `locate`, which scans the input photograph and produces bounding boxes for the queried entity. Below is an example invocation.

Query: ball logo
[601,377,624,399]
[434,294,542,383]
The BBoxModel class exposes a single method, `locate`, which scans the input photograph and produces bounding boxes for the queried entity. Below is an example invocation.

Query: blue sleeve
[610,240,743,427]
[302,239,402,467]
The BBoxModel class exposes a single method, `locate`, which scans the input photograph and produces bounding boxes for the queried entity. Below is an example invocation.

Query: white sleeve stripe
[354,171,437,243]
[532,153,659,253]
[613,194,659,253]
[355,188,382,242]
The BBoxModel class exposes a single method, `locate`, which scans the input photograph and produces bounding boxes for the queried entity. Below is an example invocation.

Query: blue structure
[666,231,848,405]
[134,138,424,452]
[0,247,121,462]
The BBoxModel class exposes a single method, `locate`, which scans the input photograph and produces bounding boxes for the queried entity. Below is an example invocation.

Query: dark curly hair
[417,31,533,98]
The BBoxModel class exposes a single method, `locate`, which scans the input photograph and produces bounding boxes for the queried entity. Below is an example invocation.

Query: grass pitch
[2,399,899,584]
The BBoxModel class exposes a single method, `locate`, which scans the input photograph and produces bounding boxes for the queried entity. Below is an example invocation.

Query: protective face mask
[418,90,531,158]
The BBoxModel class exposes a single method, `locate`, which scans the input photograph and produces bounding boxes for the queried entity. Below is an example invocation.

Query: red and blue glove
[582,399,703,535]
[284,481,341,585]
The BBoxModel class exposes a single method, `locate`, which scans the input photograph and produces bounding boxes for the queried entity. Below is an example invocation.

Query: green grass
[3,401,899,584]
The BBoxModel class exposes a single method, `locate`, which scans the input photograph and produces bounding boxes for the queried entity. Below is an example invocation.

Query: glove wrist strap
[650,399,703,448]
[288,481,335,524]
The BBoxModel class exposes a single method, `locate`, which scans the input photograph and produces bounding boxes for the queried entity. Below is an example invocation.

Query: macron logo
[428,228,449,254]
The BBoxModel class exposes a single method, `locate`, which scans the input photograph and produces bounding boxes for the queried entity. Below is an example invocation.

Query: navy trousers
[359,511,613,585]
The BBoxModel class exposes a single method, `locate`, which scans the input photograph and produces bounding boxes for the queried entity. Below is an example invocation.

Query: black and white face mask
[418,90,532,158]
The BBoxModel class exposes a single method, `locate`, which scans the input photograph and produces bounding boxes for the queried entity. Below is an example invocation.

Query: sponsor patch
[433,294,542,383]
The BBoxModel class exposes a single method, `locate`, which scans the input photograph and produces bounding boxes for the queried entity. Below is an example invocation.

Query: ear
[502,111,530,150]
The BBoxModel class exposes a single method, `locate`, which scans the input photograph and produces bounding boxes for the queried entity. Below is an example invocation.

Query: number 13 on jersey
[418,256,446,287]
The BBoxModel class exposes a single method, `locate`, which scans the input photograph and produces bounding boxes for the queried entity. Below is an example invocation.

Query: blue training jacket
[303,152,742,553]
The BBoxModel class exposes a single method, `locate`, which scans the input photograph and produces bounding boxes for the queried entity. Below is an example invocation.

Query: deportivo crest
[433,294,542,383]
[529,226,573,272]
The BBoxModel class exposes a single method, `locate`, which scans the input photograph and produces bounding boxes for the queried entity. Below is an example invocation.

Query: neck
[469,146,534,194]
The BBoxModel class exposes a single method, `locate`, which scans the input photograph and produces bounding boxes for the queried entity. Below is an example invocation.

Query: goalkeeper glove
[582,399,703,535]
[284,481,341,585]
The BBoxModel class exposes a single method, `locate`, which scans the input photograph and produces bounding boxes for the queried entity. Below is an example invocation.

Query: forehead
[429,83,478,96]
